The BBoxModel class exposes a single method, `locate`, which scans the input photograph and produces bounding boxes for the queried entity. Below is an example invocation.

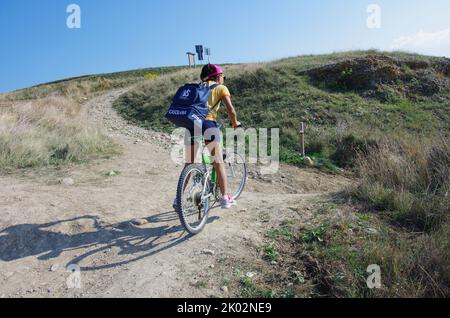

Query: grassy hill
[1,51,448,297]
[113,50,449,170]
[0,65,183,103]
[112,51,449,297]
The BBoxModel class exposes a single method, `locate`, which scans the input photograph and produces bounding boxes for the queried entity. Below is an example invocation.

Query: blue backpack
[165,83,220,129]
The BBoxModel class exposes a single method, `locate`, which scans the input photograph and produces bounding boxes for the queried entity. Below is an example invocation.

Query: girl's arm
[222,96,241,128]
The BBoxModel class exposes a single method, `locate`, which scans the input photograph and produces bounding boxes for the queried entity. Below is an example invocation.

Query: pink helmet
[201,64,223,81]
[207,64,223,78]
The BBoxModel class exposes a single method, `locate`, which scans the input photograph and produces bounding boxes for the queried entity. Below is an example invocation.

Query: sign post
[299,122,306,157]
[205,48,211,63]
[186,52,196,68]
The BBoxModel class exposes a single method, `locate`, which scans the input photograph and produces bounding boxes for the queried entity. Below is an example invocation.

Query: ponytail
[200,64,214,82]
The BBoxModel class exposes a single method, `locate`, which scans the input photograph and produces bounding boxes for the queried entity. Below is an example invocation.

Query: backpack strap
[208,84,222,112]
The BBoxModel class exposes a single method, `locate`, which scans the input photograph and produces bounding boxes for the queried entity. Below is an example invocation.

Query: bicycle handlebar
[217,120,243,130]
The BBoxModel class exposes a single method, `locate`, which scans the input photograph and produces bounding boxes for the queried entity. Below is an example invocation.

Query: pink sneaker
[221,195,237,209]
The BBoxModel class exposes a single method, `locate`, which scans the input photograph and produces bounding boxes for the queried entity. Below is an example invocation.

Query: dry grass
[1,77,128,103]
[0,66,166,171]
[0,66,182,103]
[353,136,449,232]
[128,63,260,98]
[0,96,118,171]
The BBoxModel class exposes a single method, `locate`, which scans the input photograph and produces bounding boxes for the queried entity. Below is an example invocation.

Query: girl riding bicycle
[173,64,241,209]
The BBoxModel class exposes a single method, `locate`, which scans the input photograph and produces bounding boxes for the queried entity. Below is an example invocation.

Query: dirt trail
[0,89,351,298]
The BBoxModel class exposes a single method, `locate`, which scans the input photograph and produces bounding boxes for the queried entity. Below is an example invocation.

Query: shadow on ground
[0,212,219,271]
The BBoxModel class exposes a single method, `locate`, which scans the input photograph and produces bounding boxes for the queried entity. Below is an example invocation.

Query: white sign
[187,53,195,67]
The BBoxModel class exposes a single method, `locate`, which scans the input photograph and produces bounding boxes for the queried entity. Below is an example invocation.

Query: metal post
[205,48,211,63]
[187,53,191,68]
[299,122,305,157]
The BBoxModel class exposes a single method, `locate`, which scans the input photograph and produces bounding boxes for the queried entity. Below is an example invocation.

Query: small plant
[240,276,253,288]
[104,170,121,177]
[302,224,329,244]
[283,287,296,298]
[221,277,231,287]
[239,276,257,297]
[316,202,338,215]
[341,67,353,77]
[331,133,377,168]
[258,212,271,223]
[239,276,276,298]
[263,241,280,262]
[192,280,208,289]
[50,144,70,161]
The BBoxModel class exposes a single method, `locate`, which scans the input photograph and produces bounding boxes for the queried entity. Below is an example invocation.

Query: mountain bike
[175,122,247,235]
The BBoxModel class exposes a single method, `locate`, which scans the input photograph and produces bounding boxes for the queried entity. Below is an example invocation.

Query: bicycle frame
[201,153,217,182]
[193,120,230,203]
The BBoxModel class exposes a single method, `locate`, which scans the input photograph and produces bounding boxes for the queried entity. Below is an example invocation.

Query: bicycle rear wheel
[224,151,247,200]
[176,164,211,235]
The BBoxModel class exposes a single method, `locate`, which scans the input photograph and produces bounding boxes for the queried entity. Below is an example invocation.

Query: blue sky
[1,0,450,93]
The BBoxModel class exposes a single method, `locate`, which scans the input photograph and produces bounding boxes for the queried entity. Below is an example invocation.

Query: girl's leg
[174,131,200,209]
[185,143,199,166]
[205,141,228,196]
[184,128,199,166]
[182,142,199,191]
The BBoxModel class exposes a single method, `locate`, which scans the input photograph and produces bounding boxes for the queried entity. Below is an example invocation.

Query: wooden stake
[299,122,305,157]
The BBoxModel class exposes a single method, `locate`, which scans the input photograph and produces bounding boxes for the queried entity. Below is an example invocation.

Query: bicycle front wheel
[176,164,211,235]
[224,152,247,200]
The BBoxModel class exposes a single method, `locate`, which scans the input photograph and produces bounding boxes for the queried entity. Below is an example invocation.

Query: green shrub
[144,73,159,79]
[331,134,378,168]
[302,223,329,243]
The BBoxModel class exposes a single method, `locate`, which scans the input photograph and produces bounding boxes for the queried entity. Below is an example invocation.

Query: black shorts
[184,120,221,146]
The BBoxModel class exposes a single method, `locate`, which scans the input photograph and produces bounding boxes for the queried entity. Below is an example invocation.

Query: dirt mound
[433,58,450,76]
[307,54,450,100]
